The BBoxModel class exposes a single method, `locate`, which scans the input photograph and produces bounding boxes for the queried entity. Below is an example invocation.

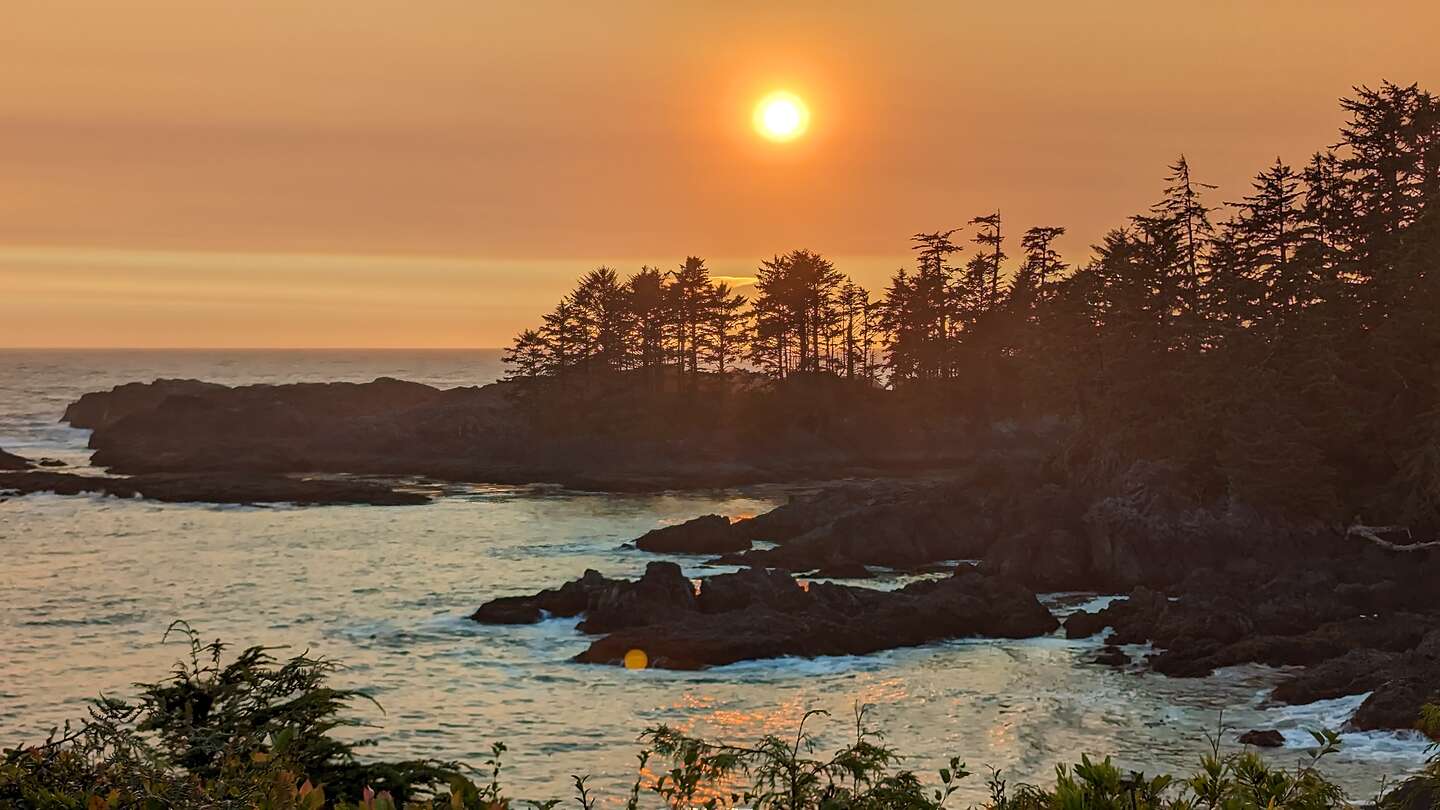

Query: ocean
[0,349,1429,803]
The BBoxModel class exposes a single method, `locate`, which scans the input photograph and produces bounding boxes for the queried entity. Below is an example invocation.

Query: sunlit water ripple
[0,350,1429,803]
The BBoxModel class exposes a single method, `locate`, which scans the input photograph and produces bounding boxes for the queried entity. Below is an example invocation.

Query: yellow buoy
[623,648,649,670]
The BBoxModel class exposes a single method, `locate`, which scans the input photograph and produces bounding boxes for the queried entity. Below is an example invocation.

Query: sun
[754,91,810,142]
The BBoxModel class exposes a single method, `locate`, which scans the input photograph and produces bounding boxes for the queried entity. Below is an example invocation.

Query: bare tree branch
[1347,524,1440,552]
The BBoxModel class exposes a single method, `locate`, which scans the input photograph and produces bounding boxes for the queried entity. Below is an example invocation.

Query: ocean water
[0,349,1430,804]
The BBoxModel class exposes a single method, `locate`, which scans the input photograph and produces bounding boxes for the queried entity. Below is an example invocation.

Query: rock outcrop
[63,379,228,431]
[634,515,748,554]
[578,562,700,634]
[474,565,1059,669]
[1060,550,1440,733]
[469,569,618,624]
[712,480,1000,573]
[1237,730,1285,748]
[576,567,1059,669]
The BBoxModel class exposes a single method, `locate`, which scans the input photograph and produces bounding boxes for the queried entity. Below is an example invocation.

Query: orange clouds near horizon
[2,1,1438,347]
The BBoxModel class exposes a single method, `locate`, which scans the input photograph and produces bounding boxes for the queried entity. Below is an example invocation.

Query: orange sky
[2,1,1437,347]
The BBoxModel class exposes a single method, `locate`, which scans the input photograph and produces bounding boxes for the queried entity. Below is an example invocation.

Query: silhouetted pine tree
[1230,159,1309,320]
[570,267,632,373]
[703,281,749,375]
[963,212,1006,322]
[836,280,871,380]
[884,229,962,382]
[539,297,584,378]
[501,328,548,380]
[666,257,714,376]
[626,267,669,379]
[749,249,846,377]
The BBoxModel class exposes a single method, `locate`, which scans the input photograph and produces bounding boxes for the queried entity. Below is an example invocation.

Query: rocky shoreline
[472,478,1440,738]
[27,376,1440,738]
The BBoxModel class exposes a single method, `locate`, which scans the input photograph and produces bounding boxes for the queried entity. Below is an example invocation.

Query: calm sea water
[0,349,1429,803]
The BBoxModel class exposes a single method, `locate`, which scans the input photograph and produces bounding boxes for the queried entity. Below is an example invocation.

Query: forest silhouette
[504,82,1440,528]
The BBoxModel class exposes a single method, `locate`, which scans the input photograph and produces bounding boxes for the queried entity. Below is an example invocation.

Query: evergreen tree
[963,212,1006,322]
[836,280,871,380]
[570,267,632,373]
[748,249,846,377]
[1299,151,1351,260]
[878,268,922,383]
[501,328,548,380]
[1230,159,1309,320]
[1129,156,1215,346]
[703,281,749,375]
[891,229,963,381]
[1008,226,1068,337]
[667,257,713,376]
[626,267,669,377]
[538,297,584,378]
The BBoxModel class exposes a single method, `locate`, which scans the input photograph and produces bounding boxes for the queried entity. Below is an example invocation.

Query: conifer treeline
[503,253,884,381]
[505,82,1434,388]
[504,83,1439,522]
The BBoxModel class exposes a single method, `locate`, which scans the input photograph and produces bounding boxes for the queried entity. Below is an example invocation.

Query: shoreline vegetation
[3,625,1437,809]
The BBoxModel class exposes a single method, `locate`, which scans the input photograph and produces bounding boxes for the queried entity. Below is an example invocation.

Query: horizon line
[0,243,922,266]
[0,346,510,352]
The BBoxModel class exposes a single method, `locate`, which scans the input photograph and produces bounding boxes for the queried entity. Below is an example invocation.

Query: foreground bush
[2,626,1436,809]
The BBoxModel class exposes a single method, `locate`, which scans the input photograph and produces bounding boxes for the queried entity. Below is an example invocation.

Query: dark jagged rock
[1380,777,1440,810]
[1351,678,1439,733]
[713,462,1294,595]
[1149,613,1435,677]
[1348,628,1440,733]
[472,563,700,633]
[697,567,808,614]
[1272,649,1401,705]
[37,458,66,467]
[1237,730,1286,748]
[63,379,228,430]
[0,470,428,506]
[729,483,900,543]
[1056,552,1440,733]
[0,447,34,470]
[634,515,747,554]
[1063,609,1110,639]
[1090,570,1440,679]
[470,569,617,624]
[476,565,1057,669]
[577,562,699,634]
[987,462,1329,592]
[573,567,1059,669]
[715,481,997,572]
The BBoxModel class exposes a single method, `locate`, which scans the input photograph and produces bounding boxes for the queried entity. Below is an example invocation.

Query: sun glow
[753,91,810,142]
